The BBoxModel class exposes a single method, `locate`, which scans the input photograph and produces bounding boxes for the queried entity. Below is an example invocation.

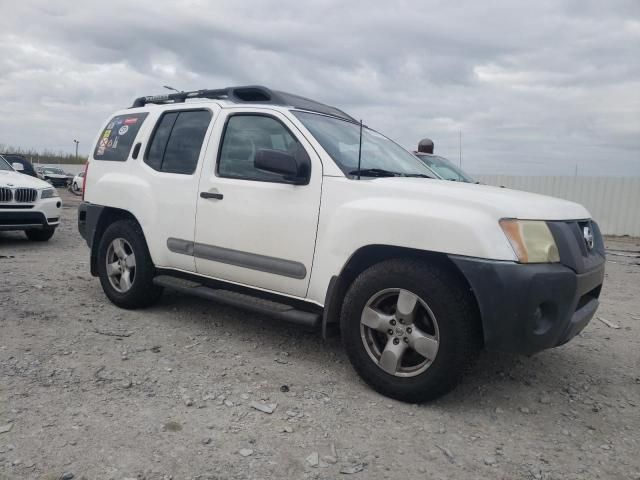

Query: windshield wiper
[401,173,432,178]
[348,168,400,178]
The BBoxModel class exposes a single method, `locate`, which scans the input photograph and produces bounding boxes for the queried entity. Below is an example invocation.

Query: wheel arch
[322,244,481,338]
[89,207,143,276]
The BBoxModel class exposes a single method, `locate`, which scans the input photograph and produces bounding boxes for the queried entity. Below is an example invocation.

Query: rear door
[139,107,218,271]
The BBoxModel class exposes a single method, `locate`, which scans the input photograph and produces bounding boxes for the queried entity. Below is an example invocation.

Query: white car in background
[0,156,62,241]
[72,170,85,194]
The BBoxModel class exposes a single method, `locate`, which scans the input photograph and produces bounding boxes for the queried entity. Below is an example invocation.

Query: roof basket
[130,85,275,108]
[130,85,356,122]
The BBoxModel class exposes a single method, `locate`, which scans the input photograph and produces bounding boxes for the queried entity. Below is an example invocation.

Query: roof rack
[130,85,356,122]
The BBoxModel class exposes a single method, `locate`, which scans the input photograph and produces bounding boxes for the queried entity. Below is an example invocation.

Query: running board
[153,275,321,329]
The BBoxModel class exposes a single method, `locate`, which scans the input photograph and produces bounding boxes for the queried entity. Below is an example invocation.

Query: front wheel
[96,219,163,309]
[340,259,481,403]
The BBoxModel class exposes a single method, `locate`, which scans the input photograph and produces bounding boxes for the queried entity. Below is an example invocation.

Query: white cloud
[0,0,638,174]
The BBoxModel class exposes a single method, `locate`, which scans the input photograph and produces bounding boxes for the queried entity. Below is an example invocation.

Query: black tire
[340,258,481,403]
[25,227,56,242]
[96,219,163,309]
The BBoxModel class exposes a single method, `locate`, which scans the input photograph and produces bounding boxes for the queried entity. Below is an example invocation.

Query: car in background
[0,154,38,178]
[413,138,476,183]
[0,155,61,241]
[71,170,85,194]
[39,166,72,187]
[415,153,476,183]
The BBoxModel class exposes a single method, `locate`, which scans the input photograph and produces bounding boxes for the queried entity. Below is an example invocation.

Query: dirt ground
[1,190,639,480]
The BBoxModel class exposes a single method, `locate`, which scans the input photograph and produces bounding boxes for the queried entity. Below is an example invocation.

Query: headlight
[499,219,560,263]
[40,188,59,199]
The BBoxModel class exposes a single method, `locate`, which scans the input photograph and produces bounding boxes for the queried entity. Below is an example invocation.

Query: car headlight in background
[40,188,59,199]
[499,219,560,263]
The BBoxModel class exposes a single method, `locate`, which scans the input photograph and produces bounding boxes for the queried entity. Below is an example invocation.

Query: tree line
[0,144,87,165]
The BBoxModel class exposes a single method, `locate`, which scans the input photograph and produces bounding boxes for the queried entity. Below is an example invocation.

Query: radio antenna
[357,119,363,180]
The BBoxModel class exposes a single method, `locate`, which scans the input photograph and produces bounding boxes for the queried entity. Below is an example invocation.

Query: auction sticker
[118,125,129,135]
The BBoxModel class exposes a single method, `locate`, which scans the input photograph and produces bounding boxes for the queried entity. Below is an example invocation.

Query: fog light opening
[533,301,557,335]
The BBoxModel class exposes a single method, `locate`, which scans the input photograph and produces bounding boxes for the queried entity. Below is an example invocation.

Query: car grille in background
[14,188,37,203]
[0,187,11,203]
[0,187,38,203]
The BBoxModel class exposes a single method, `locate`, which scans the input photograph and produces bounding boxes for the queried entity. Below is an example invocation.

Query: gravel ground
[1,190,639,480]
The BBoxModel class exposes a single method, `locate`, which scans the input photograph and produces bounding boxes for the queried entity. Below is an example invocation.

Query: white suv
[0,155,61,241]
[78,86,605,402]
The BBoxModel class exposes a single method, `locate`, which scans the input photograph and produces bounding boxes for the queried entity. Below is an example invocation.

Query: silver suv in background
[413,138,476,183]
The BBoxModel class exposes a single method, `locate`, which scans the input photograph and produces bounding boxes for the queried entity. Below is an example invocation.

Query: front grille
[0,187,12,202]
[547,220,604,274]
[14,188,37,203]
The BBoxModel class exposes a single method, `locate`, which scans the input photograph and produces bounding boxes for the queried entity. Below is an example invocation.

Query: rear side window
[94,113,148,161]
[145,110,212,174]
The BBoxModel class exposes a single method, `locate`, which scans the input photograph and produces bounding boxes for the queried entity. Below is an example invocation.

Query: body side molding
[167,237,307,279]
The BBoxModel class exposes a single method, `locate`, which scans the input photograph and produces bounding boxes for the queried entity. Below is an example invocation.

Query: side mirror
[12,162,24,171]
[254,148,310,185]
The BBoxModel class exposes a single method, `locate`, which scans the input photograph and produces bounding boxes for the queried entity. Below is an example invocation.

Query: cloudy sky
[0,0,638,175]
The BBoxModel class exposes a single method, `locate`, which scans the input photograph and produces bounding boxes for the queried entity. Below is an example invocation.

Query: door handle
[200,191,223,200]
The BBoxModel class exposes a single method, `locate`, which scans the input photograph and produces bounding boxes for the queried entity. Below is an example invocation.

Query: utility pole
[73,139,79,163]
[459,130,463,168]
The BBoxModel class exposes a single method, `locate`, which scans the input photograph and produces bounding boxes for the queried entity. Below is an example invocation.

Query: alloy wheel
[360,288,440,377]
[105,238,136,293]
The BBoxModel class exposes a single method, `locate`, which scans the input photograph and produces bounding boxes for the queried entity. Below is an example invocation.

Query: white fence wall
[475,176,640,237]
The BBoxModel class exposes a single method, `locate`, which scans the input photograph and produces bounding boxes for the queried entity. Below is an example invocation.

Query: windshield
[292,111,435,178]
[0,156,12,171]
[416,154,475,183]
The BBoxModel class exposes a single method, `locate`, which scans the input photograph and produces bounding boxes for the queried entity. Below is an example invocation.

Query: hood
[368,177,591,221]
[0,170,54,189]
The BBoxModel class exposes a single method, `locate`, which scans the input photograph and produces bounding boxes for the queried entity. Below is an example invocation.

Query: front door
[194,110,322,298]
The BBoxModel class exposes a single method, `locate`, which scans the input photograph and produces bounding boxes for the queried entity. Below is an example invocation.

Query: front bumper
[44,177,69,187]
[451,255,605,355]
[0,198,61,231]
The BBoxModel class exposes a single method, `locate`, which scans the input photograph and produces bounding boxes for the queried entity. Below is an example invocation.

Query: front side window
[292,111,434,178]
[217,114,305,182]
[145,110,212,174]
[94,112,148,161]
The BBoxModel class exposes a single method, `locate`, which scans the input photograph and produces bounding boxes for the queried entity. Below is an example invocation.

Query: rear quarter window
[94,113,148,161]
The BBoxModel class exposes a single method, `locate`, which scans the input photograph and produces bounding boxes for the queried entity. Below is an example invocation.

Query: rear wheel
[340,258,481,402]
[97,219,162,309]
[25,227,56,242]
